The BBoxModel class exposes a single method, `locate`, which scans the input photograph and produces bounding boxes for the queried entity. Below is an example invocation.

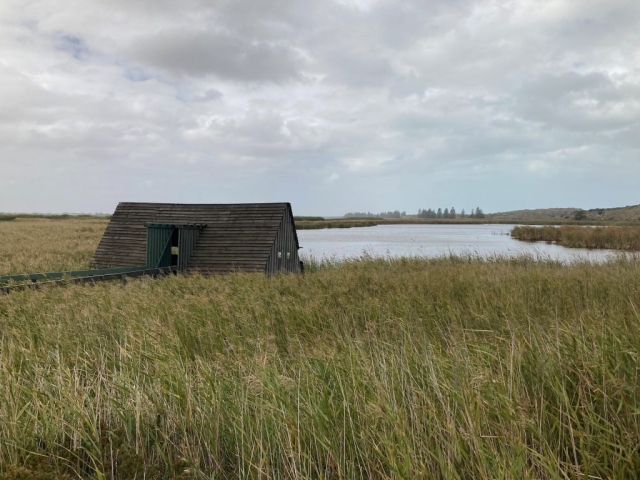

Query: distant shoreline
[295,218,640,230]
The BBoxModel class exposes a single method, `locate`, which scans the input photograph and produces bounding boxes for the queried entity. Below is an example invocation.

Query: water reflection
[297,224,628,263]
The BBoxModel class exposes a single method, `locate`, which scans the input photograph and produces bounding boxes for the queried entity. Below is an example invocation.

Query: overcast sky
[1,0,639,215]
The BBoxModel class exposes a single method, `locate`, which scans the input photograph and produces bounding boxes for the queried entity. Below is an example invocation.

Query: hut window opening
[170,229,179,267]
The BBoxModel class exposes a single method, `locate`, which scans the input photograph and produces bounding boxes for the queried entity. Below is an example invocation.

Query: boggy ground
[1,220,640,479]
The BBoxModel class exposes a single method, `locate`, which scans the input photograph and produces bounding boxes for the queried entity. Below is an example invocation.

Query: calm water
[297,224,626,263]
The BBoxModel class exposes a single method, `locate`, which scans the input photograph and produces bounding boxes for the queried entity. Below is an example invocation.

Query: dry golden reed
[0,218,108,274]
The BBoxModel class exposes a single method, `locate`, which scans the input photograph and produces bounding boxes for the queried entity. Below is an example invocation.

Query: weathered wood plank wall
[93,203,301,274]
[266,204,301,275]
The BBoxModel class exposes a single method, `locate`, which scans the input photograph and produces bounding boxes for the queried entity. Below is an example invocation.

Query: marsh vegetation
[1,220,639,478]
[511,225,640,251]
[296,219,380,229]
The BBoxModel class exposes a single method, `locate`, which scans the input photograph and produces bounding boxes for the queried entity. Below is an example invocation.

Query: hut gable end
[92,202,300,274]
[266,204,301,275]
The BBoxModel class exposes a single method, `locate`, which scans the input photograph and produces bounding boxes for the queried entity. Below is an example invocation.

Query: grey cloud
[129,30,302,81]
[521,72,619,103]
[320,47,397,87]
[516,72,640,133]
[552,2,640,51]
[214,0,309,38]
[191,88,223,102]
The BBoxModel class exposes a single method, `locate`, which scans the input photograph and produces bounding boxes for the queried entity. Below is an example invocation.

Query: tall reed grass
[2,251,640,478]
[511,225,640,251]
[2,220,640,478]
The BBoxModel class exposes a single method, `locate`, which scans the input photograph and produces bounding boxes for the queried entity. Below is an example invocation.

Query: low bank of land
[295,218,550,230]
[1,219,640,478]
[296,217,640,230]
[294,203,640,229]
[511,225,640,251]
[296,219,380,229]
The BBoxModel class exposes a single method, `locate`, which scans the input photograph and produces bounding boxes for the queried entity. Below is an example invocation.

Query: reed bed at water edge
[1,250,640,478]
[296,219,379,229]
[511,225,640,251]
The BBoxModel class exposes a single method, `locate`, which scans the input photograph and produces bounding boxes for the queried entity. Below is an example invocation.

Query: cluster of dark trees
[344,207,486,219]
[344,210,406,218]
[417,207,485,219]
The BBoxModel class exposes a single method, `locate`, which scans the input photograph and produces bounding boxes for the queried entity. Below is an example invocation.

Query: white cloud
[0,0,638,214]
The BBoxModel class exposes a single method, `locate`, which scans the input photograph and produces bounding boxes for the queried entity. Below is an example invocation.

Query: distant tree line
[417,207,485,219]
[344,207,486,219]
[344,210,406,218]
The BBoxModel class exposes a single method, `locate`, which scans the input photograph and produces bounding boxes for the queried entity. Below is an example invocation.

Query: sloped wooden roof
[92,202,298,273]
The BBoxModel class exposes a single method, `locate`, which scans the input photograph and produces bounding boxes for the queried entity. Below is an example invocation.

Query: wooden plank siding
[92,202,302,274]
[265,204,301,275]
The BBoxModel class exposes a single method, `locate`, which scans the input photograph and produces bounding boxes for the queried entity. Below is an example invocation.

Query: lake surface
[297,224,627,263]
